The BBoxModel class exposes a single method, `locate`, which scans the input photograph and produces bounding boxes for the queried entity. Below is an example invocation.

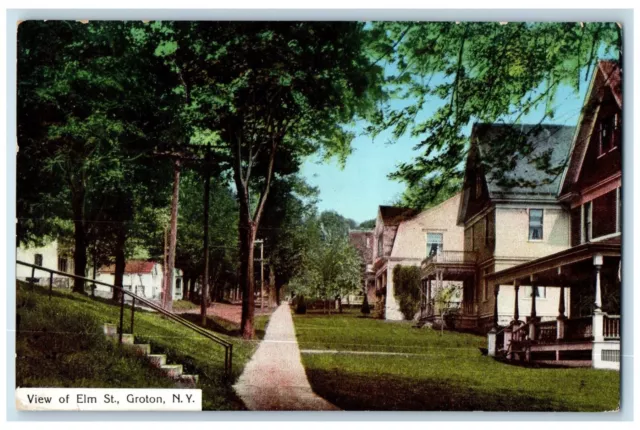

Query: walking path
[233,303,340,411]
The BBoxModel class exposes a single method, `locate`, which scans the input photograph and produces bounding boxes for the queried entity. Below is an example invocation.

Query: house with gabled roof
[440,123,575,331]
[348,229,376,305]
[483,60,622,370]
[432,60,622,369]
[373,194,464,320]
[97,260,184,301]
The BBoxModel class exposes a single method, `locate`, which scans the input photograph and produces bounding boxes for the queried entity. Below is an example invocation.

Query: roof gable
[559,60,622,197]
[378,206,419,226]
[101,260,158,275]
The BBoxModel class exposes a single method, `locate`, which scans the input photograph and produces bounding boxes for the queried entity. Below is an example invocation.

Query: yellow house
[426,123,575,332]
[373,193,464,320]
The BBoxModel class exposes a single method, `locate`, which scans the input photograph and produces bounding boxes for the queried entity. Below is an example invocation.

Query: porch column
[427,277,432,316]
[593,254,605,343]
[513,279,520,324]
[556,276,567,340]
[487,283,500,357]
[493,284,500,328]
[529,275,539,341]
[593,254,603,311]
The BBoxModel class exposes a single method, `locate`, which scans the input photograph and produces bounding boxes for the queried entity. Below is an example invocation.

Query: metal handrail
[17,260,233,377]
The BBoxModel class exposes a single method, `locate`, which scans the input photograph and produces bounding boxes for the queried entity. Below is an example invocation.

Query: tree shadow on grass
[179,313,266,340]
[305,368,586,412]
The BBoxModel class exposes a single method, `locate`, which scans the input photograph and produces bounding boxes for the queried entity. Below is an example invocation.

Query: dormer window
[599,113,620,156]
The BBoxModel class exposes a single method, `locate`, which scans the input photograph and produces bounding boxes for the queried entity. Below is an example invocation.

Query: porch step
[102,323,197,388]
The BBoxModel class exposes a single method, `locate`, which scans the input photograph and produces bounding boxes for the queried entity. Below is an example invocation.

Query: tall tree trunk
[189,275,196,302]
[268,268,276,308]
[112,227,126,301]
[163,159,181,311]
[182,274,189,300]
[239,218,257,339]
[275,279,284,306]
[71,191,86,294]
[201,147,211,326]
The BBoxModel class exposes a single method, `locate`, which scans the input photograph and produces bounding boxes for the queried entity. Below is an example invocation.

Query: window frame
[57,256,68,273]
[426,232,444,257]
[583,201,592,243]
[528,208,544,241]
[377,233,384,257]
[34,253,43,267]
[598,113,620,156]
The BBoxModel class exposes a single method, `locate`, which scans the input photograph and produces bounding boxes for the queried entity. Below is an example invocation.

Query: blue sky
[301,71,591,225]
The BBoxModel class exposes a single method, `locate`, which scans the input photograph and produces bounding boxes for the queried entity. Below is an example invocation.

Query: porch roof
[486,242,620,286]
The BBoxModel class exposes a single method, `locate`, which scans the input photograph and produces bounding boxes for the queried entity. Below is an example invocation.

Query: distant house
[348,229,375,305]
[97,260,183,301]
[373,194,464,320]
[16,240,73,287]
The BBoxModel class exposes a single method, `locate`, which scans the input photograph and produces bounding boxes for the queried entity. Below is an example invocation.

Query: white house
[16,240,73,287]
[97,260,183,301]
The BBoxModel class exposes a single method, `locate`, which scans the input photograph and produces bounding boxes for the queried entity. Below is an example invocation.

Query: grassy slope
[293,309,620,412]
[16,282,268,410]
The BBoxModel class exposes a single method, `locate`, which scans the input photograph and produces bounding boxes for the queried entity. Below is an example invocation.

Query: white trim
[591,232,621,243]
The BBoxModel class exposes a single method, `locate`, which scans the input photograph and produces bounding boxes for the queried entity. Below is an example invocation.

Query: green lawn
[16,282,269,410]
[293,309,620,411]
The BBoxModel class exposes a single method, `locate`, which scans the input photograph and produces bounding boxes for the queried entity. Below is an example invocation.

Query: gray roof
[472,123,575,200]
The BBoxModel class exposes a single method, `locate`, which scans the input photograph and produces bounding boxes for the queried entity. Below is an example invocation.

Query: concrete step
[103,323,117,337]
[176,374,199,388]
[161,364,183,378]
[125,343,151,356]
[147,354,167,367]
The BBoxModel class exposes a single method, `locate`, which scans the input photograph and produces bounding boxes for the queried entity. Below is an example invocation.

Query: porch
[486,242,621,370]
[419,251,476,322]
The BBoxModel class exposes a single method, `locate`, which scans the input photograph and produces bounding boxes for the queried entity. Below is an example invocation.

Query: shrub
[361,294,370,314]
[392,265,421,320]
[295,295,307,314]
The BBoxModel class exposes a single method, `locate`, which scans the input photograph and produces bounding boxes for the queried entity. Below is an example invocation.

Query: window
[426,233,443,257]
[599,113,620,156]
[34,254,43,267]
[58,257,68,273]
[528,209,543,240]
[583,201,592,242]
[524,286,546,299]
[377,233,383,257]
[593,190,617,238]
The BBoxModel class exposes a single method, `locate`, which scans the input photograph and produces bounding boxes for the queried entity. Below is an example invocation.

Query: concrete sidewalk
[233,303,340,411]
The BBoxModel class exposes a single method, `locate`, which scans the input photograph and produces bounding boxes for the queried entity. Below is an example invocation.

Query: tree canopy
[370,22,622,209]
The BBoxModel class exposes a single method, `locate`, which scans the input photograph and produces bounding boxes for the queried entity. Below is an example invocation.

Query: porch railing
[423,250,477,266]
[564,316,593,341]
[16,260,234,378]
[537,320,558,343]
[603,314,621,339]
